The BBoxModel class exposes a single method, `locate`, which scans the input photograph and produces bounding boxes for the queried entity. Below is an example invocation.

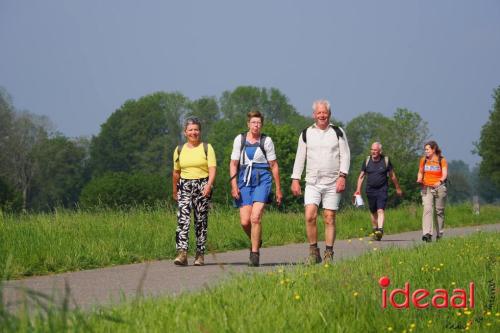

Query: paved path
[3,224,499,312]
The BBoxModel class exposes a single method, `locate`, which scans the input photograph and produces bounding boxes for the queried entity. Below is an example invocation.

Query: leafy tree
[447,160,472,203]
[477,86,500,190]
[90,92,189,177]
[1,111,50,210]
[187,96,220,139]
[29,136,89,210]
[219,86,309,131]
[261,123,304,209]
[206,119,245,205]
[0,87,15,178]
[471,165,500,203]
[346,112,392,160]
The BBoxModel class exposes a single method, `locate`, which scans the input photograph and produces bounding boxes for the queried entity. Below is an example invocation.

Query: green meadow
[1,204,499,280]
[2,231,498,332]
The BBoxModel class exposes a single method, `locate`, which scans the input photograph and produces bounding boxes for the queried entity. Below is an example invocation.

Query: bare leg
[250,202,266,252]
[377,209,385,229]
[239,206,252,239]
[305,204,319,244]
[323,209,336,246]
[370,212,378,230]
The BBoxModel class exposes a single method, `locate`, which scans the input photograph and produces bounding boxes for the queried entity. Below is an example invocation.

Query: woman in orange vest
[416,140,448,242]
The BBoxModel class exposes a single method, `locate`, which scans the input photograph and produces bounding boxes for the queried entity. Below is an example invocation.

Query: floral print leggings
[176,178,210,254]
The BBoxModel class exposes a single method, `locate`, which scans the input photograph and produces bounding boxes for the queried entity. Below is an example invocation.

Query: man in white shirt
[291,100,350,264]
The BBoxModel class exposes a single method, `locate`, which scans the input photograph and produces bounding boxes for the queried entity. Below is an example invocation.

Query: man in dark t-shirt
[354,142,402,240]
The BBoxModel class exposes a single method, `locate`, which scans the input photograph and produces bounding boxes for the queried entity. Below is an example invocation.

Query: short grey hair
[372,142,383,150]
[184,117,202,131]
[312,99,331,113]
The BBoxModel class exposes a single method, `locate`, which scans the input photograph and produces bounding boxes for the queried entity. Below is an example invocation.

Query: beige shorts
[304,182,341,210]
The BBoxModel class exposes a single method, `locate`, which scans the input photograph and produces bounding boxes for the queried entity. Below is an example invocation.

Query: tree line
[1,85,499,212]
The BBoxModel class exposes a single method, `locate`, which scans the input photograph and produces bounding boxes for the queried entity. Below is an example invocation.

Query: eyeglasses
[249,121,262,125]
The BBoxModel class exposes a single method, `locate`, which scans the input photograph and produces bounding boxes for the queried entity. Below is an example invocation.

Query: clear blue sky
[1,0,499,166]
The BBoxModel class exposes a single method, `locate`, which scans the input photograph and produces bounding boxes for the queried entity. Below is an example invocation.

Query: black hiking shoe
[248,252,260,267]
[422,233,432,243]
[373,228,383,241]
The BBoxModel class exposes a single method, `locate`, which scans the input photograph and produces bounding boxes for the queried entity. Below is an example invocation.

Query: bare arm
[440,167,448,184]
[202,166,216,197]
[172,170,181,201]
[229,159,240,199]
[269,160,282,205]
[355,171,365,194]
[416,170,423,183]
[390,170,403,196]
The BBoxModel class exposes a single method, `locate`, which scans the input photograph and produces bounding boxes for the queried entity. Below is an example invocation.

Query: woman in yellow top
[416,140,448,242]
[172,117,216,266]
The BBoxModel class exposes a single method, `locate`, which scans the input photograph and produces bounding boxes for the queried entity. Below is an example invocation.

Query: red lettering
[379,277,390,308]
[412,289,430,308]
[431,289,448,308]
[469,282,475,308]
[390,282,410,308]
[450,289,467,308]
[382,289,387,308]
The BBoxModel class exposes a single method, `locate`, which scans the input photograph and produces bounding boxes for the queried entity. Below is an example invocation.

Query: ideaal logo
[379,276,474,309]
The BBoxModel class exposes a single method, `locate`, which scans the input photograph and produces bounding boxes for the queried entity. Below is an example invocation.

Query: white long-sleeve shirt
[291,124,350,185]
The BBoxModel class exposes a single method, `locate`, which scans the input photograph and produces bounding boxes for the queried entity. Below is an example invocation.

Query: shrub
[79,172,169,209]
